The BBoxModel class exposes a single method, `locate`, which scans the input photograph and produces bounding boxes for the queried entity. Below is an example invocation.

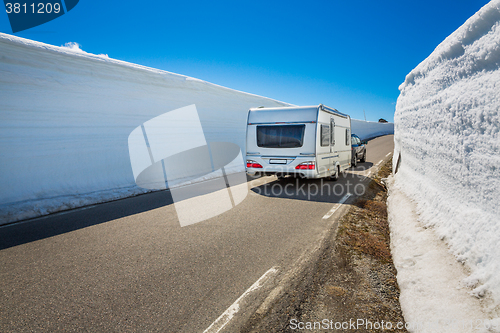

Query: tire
[352,154,357,168]
[360,151,366,163]
[329,166,340,181]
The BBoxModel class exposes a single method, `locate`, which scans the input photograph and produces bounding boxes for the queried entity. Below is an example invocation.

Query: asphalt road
[0,135,394,332]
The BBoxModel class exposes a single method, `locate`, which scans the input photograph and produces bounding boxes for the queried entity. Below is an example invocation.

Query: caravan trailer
[246,105,352,180]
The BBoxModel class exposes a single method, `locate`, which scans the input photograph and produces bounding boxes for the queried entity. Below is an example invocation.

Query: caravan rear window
[256,125,305,148]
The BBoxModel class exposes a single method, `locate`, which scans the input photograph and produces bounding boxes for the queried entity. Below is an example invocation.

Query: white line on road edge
[367,160,384,177]
[203,266,279,333]
[322,193,352,220]
[385,152,392,157]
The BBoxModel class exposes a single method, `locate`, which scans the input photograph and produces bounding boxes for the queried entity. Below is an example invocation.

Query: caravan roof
[248,104,349,125]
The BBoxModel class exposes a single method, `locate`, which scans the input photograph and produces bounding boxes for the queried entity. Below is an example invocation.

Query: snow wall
[0,33,393,224]
[393,0,500,313]
[351,119,393,141]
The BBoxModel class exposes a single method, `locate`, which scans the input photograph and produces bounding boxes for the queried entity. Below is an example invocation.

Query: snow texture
[388,177,494,332]
[391,0,500,328]
[0,33,393,225]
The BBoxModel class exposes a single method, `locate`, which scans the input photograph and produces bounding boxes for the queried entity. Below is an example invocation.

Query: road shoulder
[240,159,407,333]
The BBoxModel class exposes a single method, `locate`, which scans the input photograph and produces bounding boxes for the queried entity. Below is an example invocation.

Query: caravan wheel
[329,166,340,181]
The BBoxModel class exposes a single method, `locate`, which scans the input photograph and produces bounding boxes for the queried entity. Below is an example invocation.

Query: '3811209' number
[5,3,61,14]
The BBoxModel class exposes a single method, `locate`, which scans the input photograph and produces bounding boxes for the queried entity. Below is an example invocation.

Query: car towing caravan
[246,104,352,180]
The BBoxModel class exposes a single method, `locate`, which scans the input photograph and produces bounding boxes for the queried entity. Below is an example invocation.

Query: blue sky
[0,0,491,122]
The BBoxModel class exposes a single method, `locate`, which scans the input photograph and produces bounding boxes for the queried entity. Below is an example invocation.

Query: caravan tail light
[246,160,263,168]
[295,161,315,170]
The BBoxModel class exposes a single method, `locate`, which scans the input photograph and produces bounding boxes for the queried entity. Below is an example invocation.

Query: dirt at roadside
[241,159,407,333]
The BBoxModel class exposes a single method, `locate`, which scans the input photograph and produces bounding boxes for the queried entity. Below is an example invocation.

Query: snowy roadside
[391,0,500,330]
[387,176,499,333]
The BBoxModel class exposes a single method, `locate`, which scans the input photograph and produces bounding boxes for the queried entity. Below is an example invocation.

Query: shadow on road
[351,161,374,171]
[249,162,374,204]
[0,190,174,250]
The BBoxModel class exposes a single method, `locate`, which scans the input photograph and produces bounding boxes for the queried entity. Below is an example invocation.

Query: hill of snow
[0,34,292,224]
[391,0,500,329]
[351,119,394,141]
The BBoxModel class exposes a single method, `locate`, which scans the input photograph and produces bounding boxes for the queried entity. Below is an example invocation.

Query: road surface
[0,135,394,332]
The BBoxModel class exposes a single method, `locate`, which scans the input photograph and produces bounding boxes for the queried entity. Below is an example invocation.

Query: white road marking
[203,266,279,333]
[322,193,352,220]
[385,152,392,157]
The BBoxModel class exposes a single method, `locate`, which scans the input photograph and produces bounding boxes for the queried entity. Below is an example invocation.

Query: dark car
[351,134,367,167]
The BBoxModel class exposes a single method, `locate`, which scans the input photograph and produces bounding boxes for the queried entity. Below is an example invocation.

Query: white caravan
[246,105,352,180]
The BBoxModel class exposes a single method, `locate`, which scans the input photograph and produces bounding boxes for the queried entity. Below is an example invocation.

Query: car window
[351,136,356,145]
[357,137,362,145]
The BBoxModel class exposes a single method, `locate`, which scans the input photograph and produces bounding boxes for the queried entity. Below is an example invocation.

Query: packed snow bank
[0,33,292,224]
[351,119,394,141]
[392,0,500,325]
[388,177,495,333]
